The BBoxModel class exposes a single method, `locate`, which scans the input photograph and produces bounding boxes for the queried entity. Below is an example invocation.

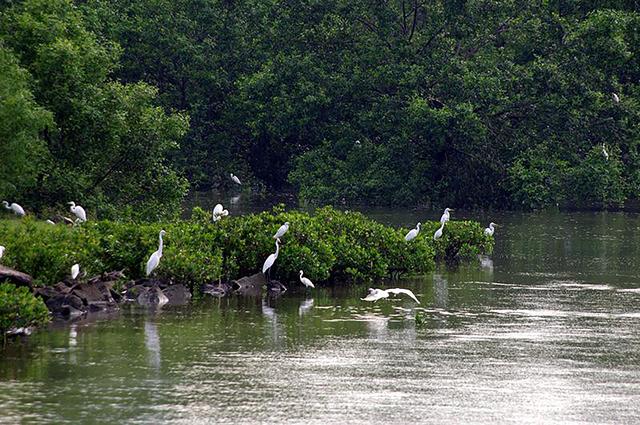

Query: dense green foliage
[0,207,492,291]
[0,283,49,338]
[2,0,639,213]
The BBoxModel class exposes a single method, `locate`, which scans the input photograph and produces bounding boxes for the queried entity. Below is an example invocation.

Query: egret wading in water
[433,223,445,240]
[262,238,280,280]
[68,202,87,223]
[71,264,80,280]
[440,208,453,225]
[602,144,609,160]
[2,201,25,217]
[484,222,497,236]
[299,270,315,289]
[230,173,242,185]
[361,288,420,304]
[212,203,229,221]
[404,222,421,241]
[273,222,289,239]
[146,230,166,276]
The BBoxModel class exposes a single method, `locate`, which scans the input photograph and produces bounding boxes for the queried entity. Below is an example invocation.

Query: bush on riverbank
[0,283,49,340]
[0,207,492,291]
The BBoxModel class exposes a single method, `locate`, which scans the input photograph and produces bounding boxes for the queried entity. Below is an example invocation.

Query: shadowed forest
[1,0,639,219]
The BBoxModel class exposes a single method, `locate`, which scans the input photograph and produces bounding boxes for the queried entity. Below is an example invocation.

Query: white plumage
[46,219,56,225]
[68,202,87,222]
[262,238,280,274]
[299,270,315,288]
[404,222,421,241]
[273,222,289,239]
[71,263,80,280]
[230,173,242,185]
[602,144,609,160]
[612,93,620,103]
[0,245,5,260]
[484,222,497,237]
[212,203,229,221]
[3,201,25,217]
[361,287,420,304]
[440,208,453,225]
[433,223,445,240]
[146,230,166,276]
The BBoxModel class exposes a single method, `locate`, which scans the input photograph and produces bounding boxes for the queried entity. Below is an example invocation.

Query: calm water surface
[1,198,640,424]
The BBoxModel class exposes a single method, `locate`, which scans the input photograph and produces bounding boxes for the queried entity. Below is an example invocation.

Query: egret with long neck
[146,230,166,276]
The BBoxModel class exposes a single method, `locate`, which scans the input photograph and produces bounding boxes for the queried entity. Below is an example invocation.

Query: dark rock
[202,282,232,297]
[232,273,266,296]
[137,286,169,307]
[163,284,191,305]
[267,280,287,295]
[0,266,33,288]
[45,294,85,318]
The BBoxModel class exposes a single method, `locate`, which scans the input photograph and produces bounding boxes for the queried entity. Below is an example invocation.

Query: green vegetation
[0,283,50,341]
[0,207,492,291]
[2,0,638,213]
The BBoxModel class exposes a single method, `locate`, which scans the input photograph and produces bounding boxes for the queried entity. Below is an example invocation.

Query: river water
[1,198,640,424]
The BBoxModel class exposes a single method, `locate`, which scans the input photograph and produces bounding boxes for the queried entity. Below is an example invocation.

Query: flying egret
[361,288,420,304]
[71,263,80,280]
[0,245,5,261]
[602,143,609,160]
[273,222,289,239]
[262,238,281,277]
[404,222,421,241]
[440,208,453,225]
[299,270,315,289]
[612,93,620,104]
[433,223,445,240]
[2,201,25,217]
[146,230,166,276]
[68,202,87,223]
[212,203,229,221]
[484,222,497,236]
[230,173,242,185]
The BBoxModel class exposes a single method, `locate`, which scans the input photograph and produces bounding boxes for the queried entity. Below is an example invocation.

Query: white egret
[273,222,289,239]
[46,219,56,225]
[68,202,87,223]
[484,222,497,236]
[71,263,80,280]
[230,173,242,185]
[146,230,166,276]
[212,203,229,221]
[299,270,315,289]
[361,287,420,304]
[612,93,620,104]
[440,208,453,225]
[602,143,609,160]
[404,222,421,241]
[262,238,280,276]
[433,223,444,240]
[2,201,25,217]
[0,245,4,261]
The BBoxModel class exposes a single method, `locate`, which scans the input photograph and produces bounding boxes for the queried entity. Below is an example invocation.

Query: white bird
[602,143,609,160]
[484,222,497,237]
[0,245,5,261]
[273,222,289,239]
[212,203,229,221]
[440,208,453,225]
[230,173,242,185]
[612,93,620,104]
[262,238,280,275]
[433,223,445,240]
[146,230,166,276]
[299,270,315,288]
[68,202,87,223]
[2,201,25,217]
[361,288,420,304]
[404,222,421,241]
[71,263,80,280]
[46,219,56,225]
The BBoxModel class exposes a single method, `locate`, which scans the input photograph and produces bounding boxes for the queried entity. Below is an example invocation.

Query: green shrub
[0,283,49,339]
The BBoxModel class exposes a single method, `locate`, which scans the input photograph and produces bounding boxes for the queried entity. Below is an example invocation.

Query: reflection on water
[1,210,640,423]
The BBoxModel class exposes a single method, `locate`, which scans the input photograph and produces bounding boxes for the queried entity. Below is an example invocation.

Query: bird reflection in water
[478,254,494,273]
[433,274,449,309]
[298,298,314,316]
[144,318,161,370]
[262,298,285,348]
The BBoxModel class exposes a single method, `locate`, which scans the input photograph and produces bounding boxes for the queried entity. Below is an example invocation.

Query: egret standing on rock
[71,264,80,280]
[404,222,421,241]
[2,201,25,217]
[273,222,289,239]
[230,173,242,185]
[146,230,166,276]
[299,270,315,289]
[440,208,453,225]
[484,222,497,236]
[433,223,445,240]
[68,202,87,223]
[262,238,280,278]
